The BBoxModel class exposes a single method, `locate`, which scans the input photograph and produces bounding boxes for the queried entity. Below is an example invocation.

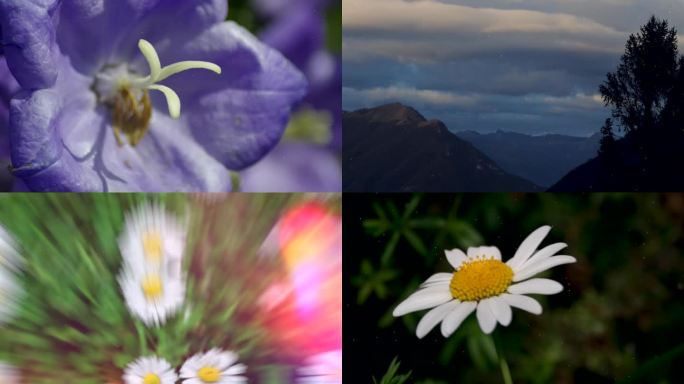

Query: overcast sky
[343,0,684,136]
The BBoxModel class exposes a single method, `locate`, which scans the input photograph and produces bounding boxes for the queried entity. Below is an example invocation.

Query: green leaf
[373,357,413,384]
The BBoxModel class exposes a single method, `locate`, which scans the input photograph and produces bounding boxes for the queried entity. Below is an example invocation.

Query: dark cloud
[343,0,683,136]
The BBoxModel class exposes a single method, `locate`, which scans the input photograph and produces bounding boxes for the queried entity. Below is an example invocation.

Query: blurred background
[345,193,684,383]
[0,193,341,383]
[0,0,342,192]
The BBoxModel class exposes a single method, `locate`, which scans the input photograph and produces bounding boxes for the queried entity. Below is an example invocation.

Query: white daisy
[119,202,187,279]
[0,361,20,383]
[393,225,576,337]
[0,225,23,271]
[0,225,23,325]
[296,350,342,384]
[179,348,247,384]
[118,264,185,326]
[123,356,178,384]
[118,203,188,326]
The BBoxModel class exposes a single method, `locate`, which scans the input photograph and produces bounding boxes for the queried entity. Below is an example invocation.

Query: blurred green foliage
[349,193,684,383]
[0,193,339,383]
[227,0,342,54]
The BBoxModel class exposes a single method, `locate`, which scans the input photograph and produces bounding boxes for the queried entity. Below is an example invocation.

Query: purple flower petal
[261,5,324,70]
[0,0,60,89]
[56,0,228,74]
[240,141,341,192]
[165,22,307,170]
[1,56,20,158]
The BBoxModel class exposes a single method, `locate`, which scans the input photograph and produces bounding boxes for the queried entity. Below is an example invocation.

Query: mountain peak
[343,104,540,192]
[355,103,426,125]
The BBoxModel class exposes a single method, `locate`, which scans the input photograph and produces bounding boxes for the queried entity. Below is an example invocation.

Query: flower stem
[493,333,513,384]
[135,321,147,355]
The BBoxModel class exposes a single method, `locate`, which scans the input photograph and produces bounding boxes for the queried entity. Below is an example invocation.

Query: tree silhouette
[599,118,616,156]
[599,16,682,134]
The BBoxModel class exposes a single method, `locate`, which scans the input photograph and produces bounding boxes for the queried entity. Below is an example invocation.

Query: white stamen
[133,39,221,119]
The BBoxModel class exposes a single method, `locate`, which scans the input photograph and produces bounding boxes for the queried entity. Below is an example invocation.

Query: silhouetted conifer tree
[599,16,682,135]
[599,118,616,156]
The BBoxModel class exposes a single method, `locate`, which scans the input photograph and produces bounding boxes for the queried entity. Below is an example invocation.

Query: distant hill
[456,130,600,188]
[343,103,540,192]
[550,131,684,191]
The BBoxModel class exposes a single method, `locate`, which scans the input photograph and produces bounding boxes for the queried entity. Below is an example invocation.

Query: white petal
[416,300,460,339]
[224,363,247,375]
[513,255,576,282]
[393,287,453,317]
[467,246,483,259]
[440,301,477,337]
[476,300,497,334]
[506,225,551,270]
[513,242,567,272]
[445,249,467,269]
[421,272,453,288]
[500,293,542,315]
[508,278,563,295]
[489,296,512,326]
[466,246,500,260]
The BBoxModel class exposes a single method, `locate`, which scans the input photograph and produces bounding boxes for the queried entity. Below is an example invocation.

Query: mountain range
[343,103,541,192]
[455,130,600,188]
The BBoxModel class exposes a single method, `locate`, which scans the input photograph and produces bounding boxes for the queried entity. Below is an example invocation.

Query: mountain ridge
[343,103,541,192]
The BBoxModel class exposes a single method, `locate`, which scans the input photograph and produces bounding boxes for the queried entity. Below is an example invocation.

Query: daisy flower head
[0,225,23,271]
[393,225,576,337]
[119,202,187,277]
[296,349,342,384]
[180,348,247,384]
[0,225,23,326]
[118,264,185,327]
[123,356,177,384]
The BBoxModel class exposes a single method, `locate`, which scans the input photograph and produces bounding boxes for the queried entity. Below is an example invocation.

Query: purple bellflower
[239,0,341,192]
[0,0,307,191]
[258,0,341,150]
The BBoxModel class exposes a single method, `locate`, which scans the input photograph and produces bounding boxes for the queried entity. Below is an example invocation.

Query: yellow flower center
[143,373,161,384]
[198,366,221,382]
[142,231,163,262]
[449,258,513,301]
[141,275,163,300]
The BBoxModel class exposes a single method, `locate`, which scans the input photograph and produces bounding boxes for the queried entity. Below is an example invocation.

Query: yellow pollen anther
[450,258,513,301]
[198,366,221,382]
[142,231,163,262]
[142,275,163,300]
[143,373,161,384]
[112,87,152,147]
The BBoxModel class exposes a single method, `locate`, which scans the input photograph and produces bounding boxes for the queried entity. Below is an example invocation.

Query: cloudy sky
[343,0,684,136]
